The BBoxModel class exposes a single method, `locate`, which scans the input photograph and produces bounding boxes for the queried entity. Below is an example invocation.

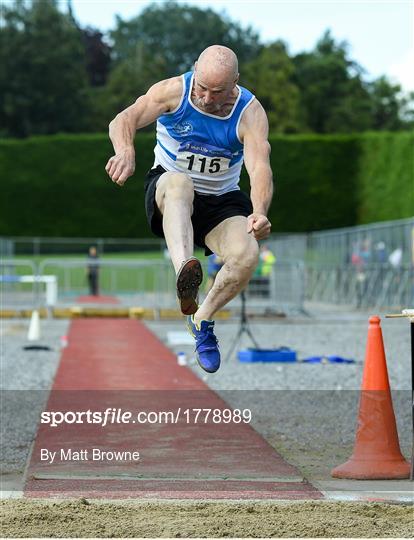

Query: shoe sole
[176,258,203,315]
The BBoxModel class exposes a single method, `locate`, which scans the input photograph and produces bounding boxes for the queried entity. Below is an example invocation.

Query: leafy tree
[81,27,111,87]
[242,41,303,133]
[90,42,168,130]
[1,2,412,138]
[293,30,373,133]
[110,1,262,76]
[398,91,414,128]
[367,76,413,130]
[0,0,90,137]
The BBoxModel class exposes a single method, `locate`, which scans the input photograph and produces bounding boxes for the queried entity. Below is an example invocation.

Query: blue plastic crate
[238,347,297,363]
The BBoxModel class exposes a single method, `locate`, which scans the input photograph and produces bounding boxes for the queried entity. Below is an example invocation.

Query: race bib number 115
[176,141,232,175]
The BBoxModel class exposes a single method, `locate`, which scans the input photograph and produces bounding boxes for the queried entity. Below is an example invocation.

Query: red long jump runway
[25,318,321,500]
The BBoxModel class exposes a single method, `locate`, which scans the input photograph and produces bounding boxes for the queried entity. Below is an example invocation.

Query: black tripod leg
[245,324,260,349]
[224,323,261,362]
[224,290,261,362]
[224,327,244,363]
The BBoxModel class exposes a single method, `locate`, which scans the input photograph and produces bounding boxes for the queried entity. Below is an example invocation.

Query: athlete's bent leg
[155,172,202,315]
[195,216,259,324]
[155,172,195,273]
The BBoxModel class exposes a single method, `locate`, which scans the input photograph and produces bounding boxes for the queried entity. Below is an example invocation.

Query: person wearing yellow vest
[260,244,276,276]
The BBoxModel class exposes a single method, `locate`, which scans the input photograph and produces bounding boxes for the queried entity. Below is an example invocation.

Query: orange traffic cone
[331,315,410,479]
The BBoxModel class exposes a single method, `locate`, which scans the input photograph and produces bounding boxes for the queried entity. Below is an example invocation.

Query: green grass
[9,249,206,262]
[2,250,208,295]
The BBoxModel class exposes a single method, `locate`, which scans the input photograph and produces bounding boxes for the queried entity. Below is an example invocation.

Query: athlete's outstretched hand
[105,148,135,186]
[247,213,271,241]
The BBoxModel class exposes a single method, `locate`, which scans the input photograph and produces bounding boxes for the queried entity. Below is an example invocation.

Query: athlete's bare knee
[164,173,194,199]
[224,241,259,274]
[156,172,193,213]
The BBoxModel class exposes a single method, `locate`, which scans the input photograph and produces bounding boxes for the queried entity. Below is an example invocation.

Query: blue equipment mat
[302,355,355,364]
[238,347,297,363]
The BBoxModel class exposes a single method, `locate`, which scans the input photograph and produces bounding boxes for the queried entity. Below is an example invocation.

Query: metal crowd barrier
[38,258,305,314]
[2,257,410,312]
[1,257,306,315]
[305,263,414,309]
[229,259,305,315]
[38,258,178,308]
[0,259,39,308]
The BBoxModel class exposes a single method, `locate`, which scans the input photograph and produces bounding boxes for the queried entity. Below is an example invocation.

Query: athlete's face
[193,69,237,113]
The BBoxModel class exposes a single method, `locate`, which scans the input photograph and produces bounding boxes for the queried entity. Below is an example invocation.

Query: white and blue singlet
[153,71,255,196]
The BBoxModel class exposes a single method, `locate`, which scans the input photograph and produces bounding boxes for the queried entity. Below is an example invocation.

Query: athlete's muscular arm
[105,77,182,186]
[239,99,273,240]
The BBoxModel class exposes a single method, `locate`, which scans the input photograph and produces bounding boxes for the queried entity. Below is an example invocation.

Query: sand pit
[1,499,413,538]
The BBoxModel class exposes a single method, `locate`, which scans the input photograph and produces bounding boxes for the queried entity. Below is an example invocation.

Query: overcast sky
[68,0,414,91]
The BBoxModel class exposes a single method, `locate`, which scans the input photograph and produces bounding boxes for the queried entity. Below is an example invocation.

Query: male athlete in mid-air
[106,45,273,373]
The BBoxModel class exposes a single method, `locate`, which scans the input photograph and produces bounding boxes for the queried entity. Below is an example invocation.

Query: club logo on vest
[173,121,193,136]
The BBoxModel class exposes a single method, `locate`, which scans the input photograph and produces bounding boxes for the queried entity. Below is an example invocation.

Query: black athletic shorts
[144,165,253,255]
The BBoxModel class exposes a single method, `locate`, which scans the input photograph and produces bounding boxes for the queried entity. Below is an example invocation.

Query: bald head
[192,45,239,113]
[195,45,239,85]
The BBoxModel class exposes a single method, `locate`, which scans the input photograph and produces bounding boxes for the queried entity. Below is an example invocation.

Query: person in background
[259,244,276,277]
[205,253,224,294]
[87,246,100,296]
[351,238,371,307]
[388,247,403,269]
[250,243,276,297]
[374,241,387,264]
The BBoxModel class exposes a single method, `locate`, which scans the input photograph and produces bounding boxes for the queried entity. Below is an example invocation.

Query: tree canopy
[110,1,261,75]
[242,41,302,133]
[0,1,412,137]
[0,0,90,137]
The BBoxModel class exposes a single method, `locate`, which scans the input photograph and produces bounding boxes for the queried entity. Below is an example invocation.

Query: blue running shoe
[187,315,221,373]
